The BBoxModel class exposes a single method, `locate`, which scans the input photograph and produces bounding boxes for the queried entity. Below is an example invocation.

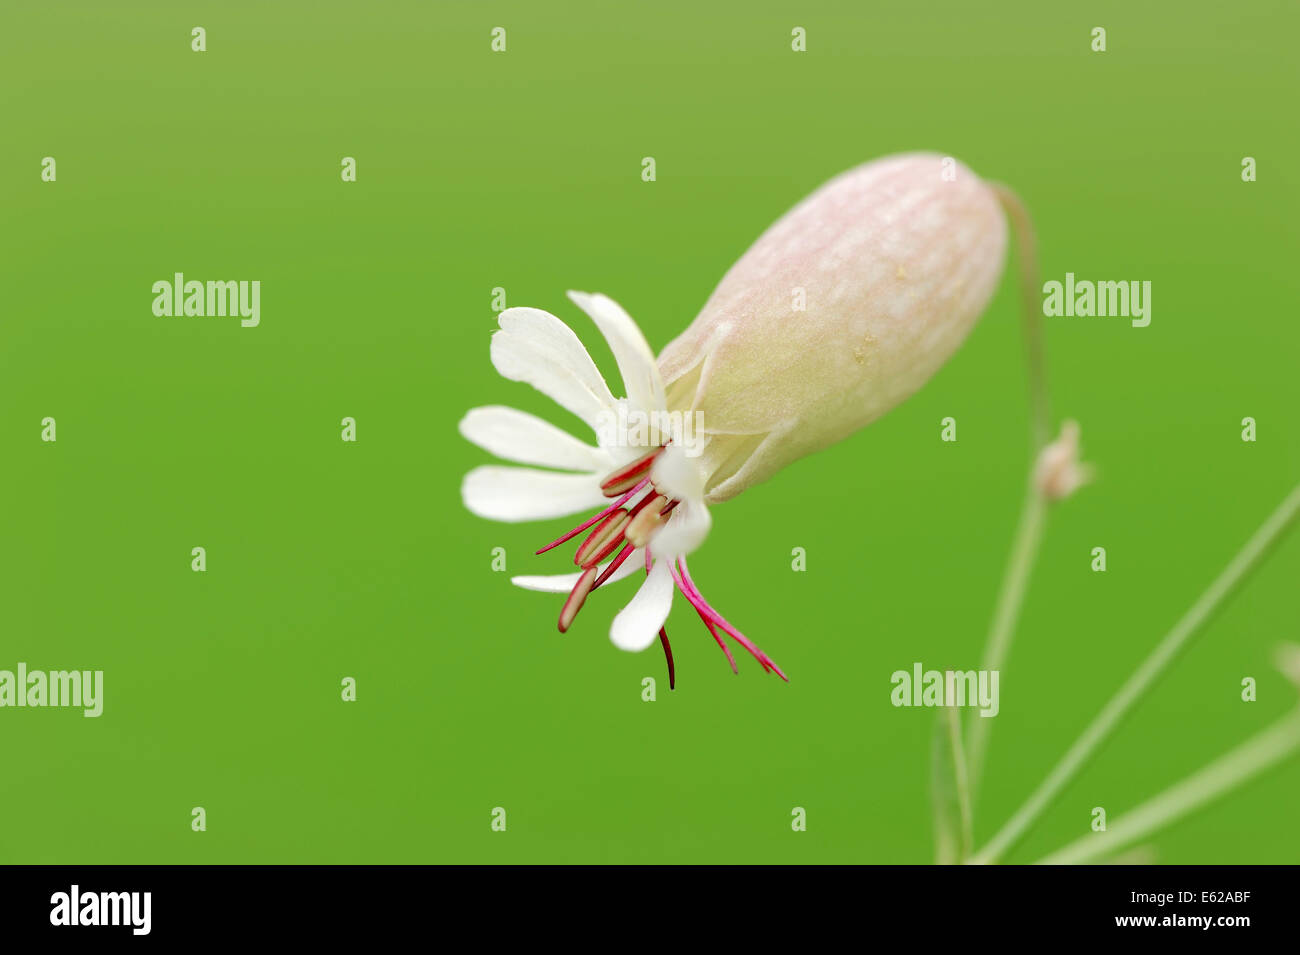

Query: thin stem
[946,705,974,862]
[968,485,1047,796]
[989,182,1049,450]
[1035,707,1300,865]
[966,184,1051,798]
[970,481,1300,865]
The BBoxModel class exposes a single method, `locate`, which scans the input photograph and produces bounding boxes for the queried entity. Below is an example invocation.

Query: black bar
[0,864,1284,941]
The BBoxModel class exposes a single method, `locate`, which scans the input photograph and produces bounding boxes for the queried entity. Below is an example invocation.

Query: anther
[574,510,630,567]
[624,495,668,548]
[599,447,664,497]
[558,567,599,633]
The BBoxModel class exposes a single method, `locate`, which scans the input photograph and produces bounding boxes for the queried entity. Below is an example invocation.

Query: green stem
[989,182,1050,450]
[933,704,974,863]
[970,481,1300,865]
[967,184,1051,799]
[967,484,1047,797]
[1035,707,1300,865]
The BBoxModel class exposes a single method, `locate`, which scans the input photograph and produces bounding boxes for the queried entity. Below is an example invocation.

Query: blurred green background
[2,0,1297,864]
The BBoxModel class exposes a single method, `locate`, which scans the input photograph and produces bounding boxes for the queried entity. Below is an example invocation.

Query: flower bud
[1034,420,1092,502]
[658,152,1008,501]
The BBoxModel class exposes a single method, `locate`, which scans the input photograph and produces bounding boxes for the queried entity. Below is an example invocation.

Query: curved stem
[989,182,1049,451]
[970,481,1300,864]
[965,184,1051,800]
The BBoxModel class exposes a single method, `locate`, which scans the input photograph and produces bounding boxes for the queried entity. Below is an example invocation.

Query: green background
[2,0,1297,864]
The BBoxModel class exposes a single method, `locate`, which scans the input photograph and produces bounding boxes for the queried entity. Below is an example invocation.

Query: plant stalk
[1035,707,1300,865]
[970,481,1300,864]
[966,184,1051,799]
[968,484,1047,797]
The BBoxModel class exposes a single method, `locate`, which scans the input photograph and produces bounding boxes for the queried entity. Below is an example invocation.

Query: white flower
[460,292,784,685]
[461,153,1011,684]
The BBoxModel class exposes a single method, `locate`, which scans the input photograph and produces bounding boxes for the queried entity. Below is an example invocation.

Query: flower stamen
[593,542,636,589]
[535,443,783,681]
[558,566,599,633]
[624,495,668,548]
[658,627,676,690]
[673,556,788,681]
[534,478,648,555]
[599,446,665,497]
[574,510,630,567]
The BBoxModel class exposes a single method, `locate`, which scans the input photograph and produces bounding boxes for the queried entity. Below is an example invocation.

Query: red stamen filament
[593,542,636,589]
[537,443,785,682]
[658,628,675,690]
[673,556,788,681]
[535,478,647,555]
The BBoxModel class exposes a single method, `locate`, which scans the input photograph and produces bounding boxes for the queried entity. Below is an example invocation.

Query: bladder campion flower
[461,153,1009,685]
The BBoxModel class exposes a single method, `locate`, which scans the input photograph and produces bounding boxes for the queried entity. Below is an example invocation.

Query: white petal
[650,443,707,502]
[567,291,666,415]
[491,307,617,431]
[462,466,606,522]
[610,559,674,651]
[649,498,711,559]
[511,549,646,592]
[459,406,610,472]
